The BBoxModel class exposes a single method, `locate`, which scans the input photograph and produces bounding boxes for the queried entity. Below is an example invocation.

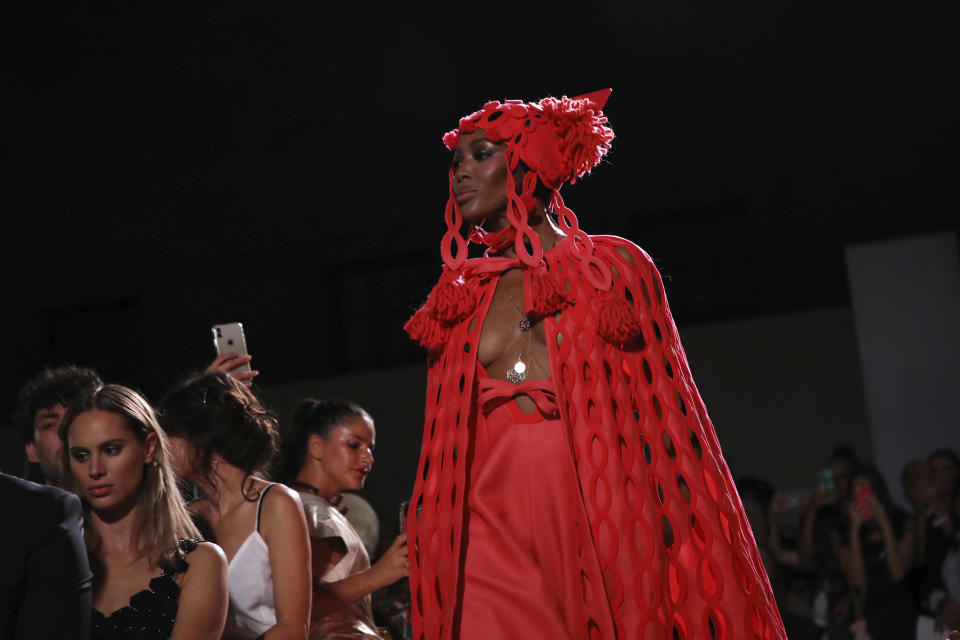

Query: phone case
[854,483,873,519]
[211,322,252,374]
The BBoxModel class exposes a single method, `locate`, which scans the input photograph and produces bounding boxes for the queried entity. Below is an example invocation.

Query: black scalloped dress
[91,538,200,640]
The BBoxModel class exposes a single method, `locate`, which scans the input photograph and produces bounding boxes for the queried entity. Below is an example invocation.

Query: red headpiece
[441,89,614,271]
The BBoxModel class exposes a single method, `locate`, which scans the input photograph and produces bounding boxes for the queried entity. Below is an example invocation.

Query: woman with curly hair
[159,372,311,640]
[404,90,786,639]
[59,384,229,639]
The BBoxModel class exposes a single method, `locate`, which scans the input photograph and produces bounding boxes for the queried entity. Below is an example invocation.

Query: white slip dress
[222,483,278,640]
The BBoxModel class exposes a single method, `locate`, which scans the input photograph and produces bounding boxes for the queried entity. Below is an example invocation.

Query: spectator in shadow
[739,476,819,639]
[834,464,916,640]
[915,451,960,640]
[799,445,860,639]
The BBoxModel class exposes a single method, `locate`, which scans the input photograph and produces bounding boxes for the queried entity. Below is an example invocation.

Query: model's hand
[206,353,259,386]
[370,534,409,586]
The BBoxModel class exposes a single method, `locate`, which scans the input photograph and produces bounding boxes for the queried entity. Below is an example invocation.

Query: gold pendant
[507,360,527,384]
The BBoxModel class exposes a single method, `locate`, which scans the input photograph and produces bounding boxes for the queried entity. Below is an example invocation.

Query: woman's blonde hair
[59,384,199,567]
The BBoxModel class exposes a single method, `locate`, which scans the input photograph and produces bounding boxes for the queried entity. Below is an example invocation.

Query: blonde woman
[59,384,229,639]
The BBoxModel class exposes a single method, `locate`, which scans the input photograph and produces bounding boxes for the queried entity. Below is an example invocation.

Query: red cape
[405,235,786,640]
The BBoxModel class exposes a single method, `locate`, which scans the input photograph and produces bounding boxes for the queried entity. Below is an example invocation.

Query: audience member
[59,384,228,639]
[936,478,960,633]
[799,445,860,639]
[0,472,93,639]
[13,365,102,485]
[279,398,407,639]
[160,371,311,640]
[834,464,916,640]
[739,476,820,639]
[930,451,960,500]
[913,451,960,636]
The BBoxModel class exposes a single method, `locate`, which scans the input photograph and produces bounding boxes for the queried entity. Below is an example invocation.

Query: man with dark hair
[12,365,102,486]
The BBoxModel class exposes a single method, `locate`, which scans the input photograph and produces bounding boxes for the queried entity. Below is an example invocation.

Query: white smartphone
[211,322,251,374]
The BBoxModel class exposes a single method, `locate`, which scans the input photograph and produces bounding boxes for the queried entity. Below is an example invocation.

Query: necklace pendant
[518,316,532,332]
[507,360,527,384]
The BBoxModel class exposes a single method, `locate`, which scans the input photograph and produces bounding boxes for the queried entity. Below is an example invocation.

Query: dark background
[3,3,958,519]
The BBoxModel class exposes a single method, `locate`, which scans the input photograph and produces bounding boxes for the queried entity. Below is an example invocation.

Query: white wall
[845,231,960,506]
[679,307,873,493]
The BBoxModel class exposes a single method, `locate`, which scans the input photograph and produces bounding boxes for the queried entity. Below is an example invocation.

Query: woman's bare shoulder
[185,541,227,573]
[260,483,306,527]
[176,540,226,592]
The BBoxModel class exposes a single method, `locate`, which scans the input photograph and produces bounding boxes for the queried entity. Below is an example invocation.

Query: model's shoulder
[590,234,655,268]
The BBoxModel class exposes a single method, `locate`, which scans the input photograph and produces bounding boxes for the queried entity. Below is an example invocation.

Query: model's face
[66,409,156,515]
[316,415,376,495]
[451,130,508,224]
[25,403,67,486]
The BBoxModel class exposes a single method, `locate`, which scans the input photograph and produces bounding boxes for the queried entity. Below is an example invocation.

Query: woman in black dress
[60,384,229,639]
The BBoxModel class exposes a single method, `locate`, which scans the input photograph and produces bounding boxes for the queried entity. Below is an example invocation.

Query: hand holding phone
[209,323,258,385]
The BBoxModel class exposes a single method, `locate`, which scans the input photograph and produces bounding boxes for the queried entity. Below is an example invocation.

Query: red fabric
[405,235,786,640]
[458,366,597,639]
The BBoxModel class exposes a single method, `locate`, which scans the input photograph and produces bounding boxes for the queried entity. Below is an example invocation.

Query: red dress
[405,235,786,640]
[457,366,597,638]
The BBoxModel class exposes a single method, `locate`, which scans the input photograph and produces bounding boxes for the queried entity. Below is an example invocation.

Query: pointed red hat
[443,89,614,189]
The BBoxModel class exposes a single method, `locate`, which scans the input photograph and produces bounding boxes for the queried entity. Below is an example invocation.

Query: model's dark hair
[278,398,372,482]
[59,384,199,567]
[13,365,103,442]
[158,372,279,497]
